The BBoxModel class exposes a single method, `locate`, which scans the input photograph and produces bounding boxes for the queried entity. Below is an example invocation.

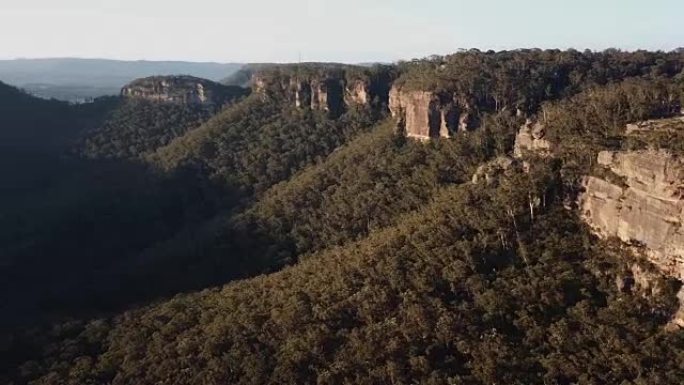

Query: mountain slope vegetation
[0,75,386,327]
[2,50,684,385]
[150,95,381,194]
[134,50,684,288]
[10,168,684,385]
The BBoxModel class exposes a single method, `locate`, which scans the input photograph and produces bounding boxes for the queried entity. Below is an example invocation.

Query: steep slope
[9,167,683,385]
[76,98,218,159]
[0,81,84,149]
[0,81,118,207]
[151,93,381,194]
[579,149,684,327]
[4,51,684,385]
[1,67,388,327]
[129,67,684,309]
[103,93,387,297]
[221,63,274,87]
[75,76,249,159]
[131,111,518,294]
[236,112,518,259]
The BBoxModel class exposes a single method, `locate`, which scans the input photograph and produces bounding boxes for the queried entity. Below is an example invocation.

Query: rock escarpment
[251,66,390,116]
[121,76,246,106]
[579,150,684,327]
[389,86,474,140]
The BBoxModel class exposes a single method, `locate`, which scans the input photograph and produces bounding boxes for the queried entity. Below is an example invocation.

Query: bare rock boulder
[513,119,552,157]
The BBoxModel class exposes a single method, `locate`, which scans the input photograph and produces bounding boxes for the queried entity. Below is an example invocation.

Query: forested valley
[2,49,684,384]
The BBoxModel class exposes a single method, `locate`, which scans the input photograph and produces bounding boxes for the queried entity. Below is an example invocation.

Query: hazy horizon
[3,46,684,65]
[2,0,682,63]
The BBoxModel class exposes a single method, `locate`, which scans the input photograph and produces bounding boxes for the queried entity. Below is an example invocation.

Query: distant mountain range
[0,58,243,102]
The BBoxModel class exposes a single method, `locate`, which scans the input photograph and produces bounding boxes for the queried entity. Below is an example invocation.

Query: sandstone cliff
[388,86,474,140]
[579,150,684,327]
[344,79,370,105]
[250,66,388,116]
[121,76,246,106]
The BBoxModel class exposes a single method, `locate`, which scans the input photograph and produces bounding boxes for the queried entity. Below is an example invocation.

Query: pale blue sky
[1,0,682,63]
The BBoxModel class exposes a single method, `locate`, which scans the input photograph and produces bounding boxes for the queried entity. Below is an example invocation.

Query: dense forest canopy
[2,49,684,385]
[395,49,683,114]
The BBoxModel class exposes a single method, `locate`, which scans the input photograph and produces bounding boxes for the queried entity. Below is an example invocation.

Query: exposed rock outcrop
[253,76,268,94]
[389,86,474,140]
[616,263,662,296]
[513,119,552,157]
[614,261,684,328]
[579,150,684,327]
[251,67,386,116]
[121,76,246,106]
[389,89,440,140]
[310,78,345,114]
[344,79,370,105]
[471,156,517,184]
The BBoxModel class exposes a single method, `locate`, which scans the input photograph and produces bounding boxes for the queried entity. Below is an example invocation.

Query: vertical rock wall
[579,150,684,327]
[579,150,684,277]
[389,86,475,140]
[252,72,373,116]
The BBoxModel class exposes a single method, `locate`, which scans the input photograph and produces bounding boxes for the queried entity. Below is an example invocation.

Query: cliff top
[392,49,683,114]
[250,63,395,86]
[122,75,228,95]
[121,75,248,105]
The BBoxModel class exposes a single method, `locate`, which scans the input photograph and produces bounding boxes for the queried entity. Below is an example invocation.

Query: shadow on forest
[0,148,282,331]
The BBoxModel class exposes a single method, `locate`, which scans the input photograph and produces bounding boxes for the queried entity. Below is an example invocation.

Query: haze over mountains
[0,58,243,102]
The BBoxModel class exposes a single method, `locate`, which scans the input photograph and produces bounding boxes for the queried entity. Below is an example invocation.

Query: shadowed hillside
[2,50,684,385]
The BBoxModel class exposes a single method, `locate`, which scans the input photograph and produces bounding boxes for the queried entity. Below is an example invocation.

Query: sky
[1,0,683,63]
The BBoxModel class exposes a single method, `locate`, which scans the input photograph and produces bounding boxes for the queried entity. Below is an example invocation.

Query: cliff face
[389,86,474,140]
[251,68,382,116]
[579,150,684,327]
[121,76,245,106]
[309,78,345,114]
[344,79,370,105]
[580,150,684,280]
[389,89,440,139]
